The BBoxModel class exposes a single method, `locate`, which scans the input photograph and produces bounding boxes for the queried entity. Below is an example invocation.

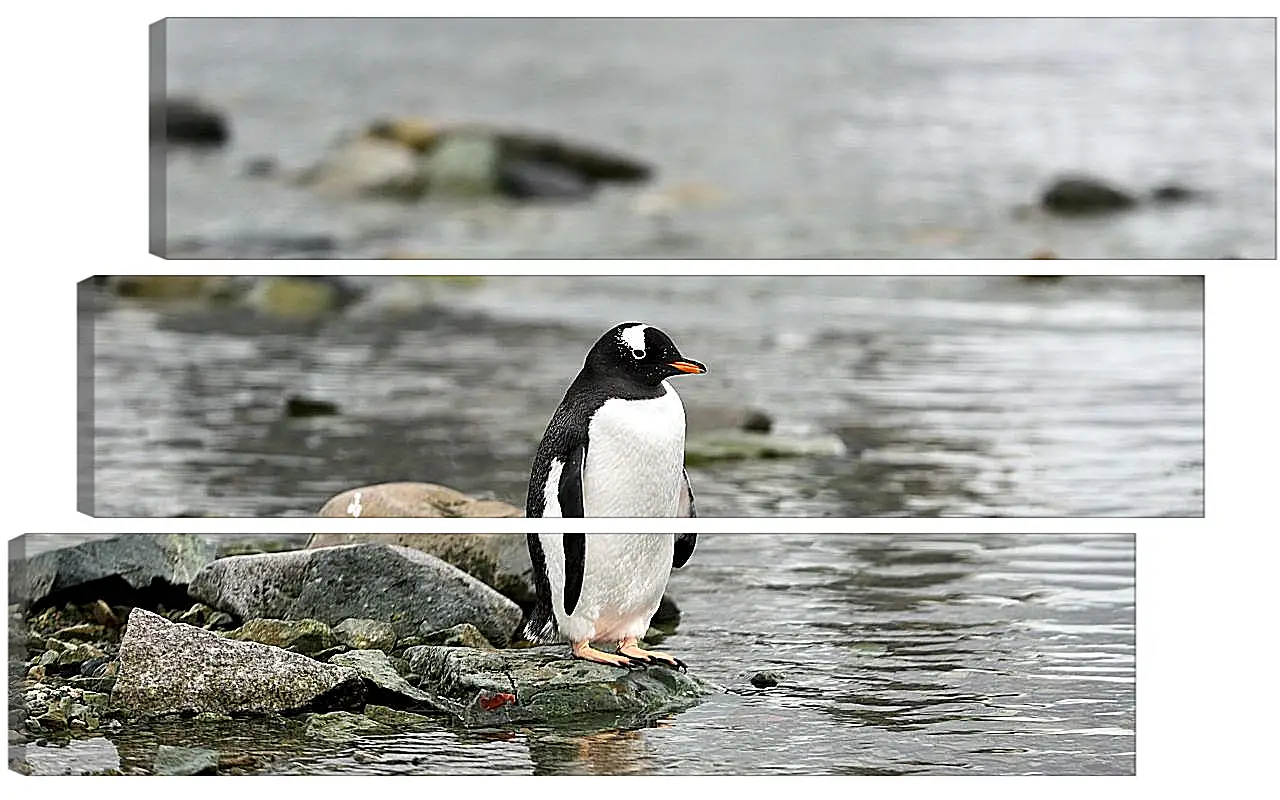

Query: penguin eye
[630,348,646,360]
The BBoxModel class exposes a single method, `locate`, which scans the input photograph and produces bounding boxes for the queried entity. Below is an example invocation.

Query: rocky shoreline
[8,534,713,775]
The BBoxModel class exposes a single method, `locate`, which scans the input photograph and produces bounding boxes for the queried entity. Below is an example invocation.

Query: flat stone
[154,745,219,776]
[404,645,712,728]
[419,623,493,650]
[363,704,436,727]
[225,618,336,656]
[305,711,390,742]
[684,431,847,466]
[188,543,523,646]
[112,608,364,717]
[11,534,216,607]
[329,649,446,712]
[333,618,398,652]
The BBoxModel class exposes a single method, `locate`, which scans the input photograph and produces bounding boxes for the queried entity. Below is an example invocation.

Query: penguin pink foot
[618,637,687,672]
[572,640,648,669]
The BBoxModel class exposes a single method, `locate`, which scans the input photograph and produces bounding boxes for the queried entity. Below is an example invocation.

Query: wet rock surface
[405,645,712,727]
[188,543,524,646]
[112,609,365,717]
[12,534,216,608]
[10,534,709,775]
[154,744,219,775]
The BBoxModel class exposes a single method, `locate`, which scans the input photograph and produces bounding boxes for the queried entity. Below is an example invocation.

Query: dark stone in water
[153,97,229,146]
[750,671,784,689]
[1040,175,1136,215]
[1150,183,1204,204]
[285,395,341,418]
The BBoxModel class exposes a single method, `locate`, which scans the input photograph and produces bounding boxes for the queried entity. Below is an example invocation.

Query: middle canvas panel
[80,274,1204,518]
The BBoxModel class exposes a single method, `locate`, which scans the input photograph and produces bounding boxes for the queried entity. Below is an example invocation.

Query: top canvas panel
[150,17,1276,260]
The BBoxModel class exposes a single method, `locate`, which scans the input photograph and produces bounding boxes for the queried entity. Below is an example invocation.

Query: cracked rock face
[188,543,524,646]
[111,608,364,717]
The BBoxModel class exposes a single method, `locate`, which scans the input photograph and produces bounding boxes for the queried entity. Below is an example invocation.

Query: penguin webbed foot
[618,639,688,672]
[572,641,649,670]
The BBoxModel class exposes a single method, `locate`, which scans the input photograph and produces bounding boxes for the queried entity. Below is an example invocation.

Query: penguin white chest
[584,383,687,516]
[540,533,675,644]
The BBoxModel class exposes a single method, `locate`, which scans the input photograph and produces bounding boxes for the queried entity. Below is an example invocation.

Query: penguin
[523,322,706,668]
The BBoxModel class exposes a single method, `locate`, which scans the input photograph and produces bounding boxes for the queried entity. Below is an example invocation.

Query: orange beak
[668,360,707,375]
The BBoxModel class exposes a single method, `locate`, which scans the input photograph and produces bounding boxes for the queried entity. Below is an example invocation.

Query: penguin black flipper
[678,467,697,518]
[674,533,697,569]
[563,533,587,616]
[557,442,587,518]
[523,534,557,644]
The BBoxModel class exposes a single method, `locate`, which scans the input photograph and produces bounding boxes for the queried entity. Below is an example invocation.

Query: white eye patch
[619,324,649,353]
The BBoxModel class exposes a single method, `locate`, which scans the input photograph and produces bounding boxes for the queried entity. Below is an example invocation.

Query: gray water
[87,275,1204,517]
[159,18,1276,259]
[15,533,1135,775]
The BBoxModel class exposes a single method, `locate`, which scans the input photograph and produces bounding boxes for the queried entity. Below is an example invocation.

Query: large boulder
[11,534,216,607]
[112,609,365,717]
[187,543,524,646]
[404,645,711,728]
[307,532,534,605]
[316,482,522,519]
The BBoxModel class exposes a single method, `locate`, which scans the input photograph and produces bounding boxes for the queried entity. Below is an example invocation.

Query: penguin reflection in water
[524,323,705,669]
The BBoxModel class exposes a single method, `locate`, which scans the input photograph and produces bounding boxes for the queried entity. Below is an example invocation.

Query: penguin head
[585,323,707,386]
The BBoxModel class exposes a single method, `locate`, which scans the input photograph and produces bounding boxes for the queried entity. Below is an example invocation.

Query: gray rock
[363,704,436,727]
[154,745,219,775]
[404,645,711,728]
[112,608,364,717]
[419,622,493,650]
[152,97,229,147]
[1040,175,1137,215]
[309,532,533,606]
[684,430,847,466]
[333,618,398,652]
[305,711,390,742]
[11,534,216,607]
[225,618,336,656]
[751,671,783,689]
[685,404,774,436]
[189,543,523,646]
[298,135,426,200]
[314,482,523,519]
[328,649,446,712]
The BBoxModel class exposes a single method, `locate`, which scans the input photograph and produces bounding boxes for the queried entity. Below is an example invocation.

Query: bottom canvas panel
[8,533,1134,776]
